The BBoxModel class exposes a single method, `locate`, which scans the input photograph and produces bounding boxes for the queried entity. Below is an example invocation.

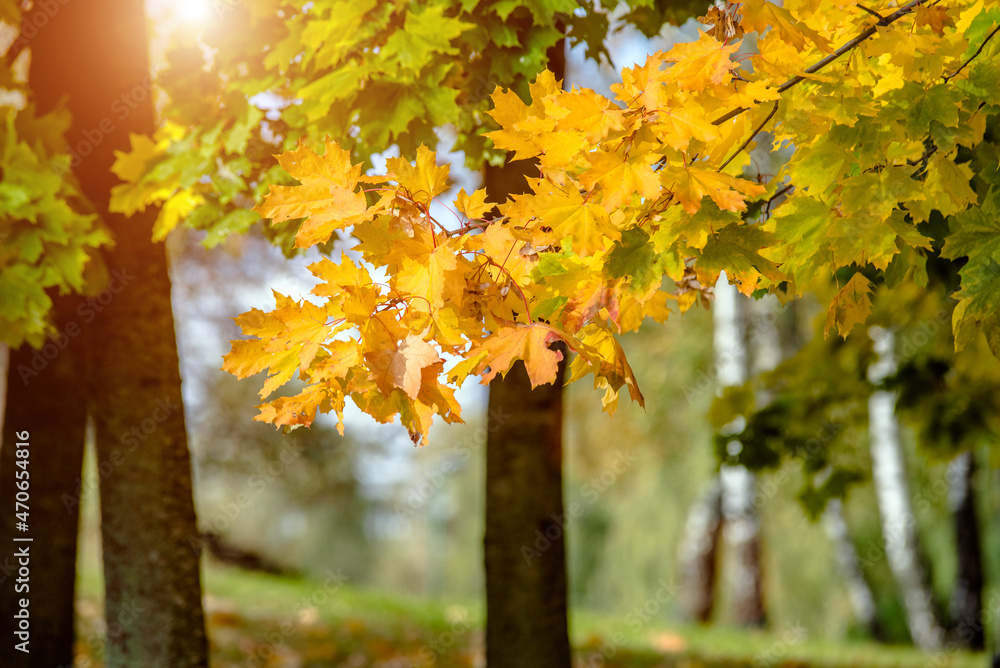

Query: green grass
[72,560,985,667]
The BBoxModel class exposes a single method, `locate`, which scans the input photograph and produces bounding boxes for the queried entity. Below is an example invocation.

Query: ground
[72,560,985,668]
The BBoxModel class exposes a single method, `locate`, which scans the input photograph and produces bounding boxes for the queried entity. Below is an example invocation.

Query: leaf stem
[485,257,534,323]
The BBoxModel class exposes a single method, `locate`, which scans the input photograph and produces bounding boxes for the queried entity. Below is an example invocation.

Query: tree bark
[714,275,766,628]
[947,450,983,650]
[678,478,723,623]
[482,37,571,666]
[29,1,209,666]
[485,356,570,668]
[0,344,7,435]
[0,303,88,668]
[823,498,882,639]
[867,326,945,651]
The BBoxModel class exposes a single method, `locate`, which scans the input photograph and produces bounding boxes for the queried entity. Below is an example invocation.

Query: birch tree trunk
[823,498,882,638]
[715,275,766,628]
[947,450,983,650]
[867,326,945,651]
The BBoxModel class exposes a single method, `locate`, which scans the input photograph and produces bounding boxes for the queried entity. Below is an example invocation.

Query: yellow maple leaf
[552,88,626,142]
[256,141,369,248]
[752,31,810,80]
[824,273,873,337]
[654,106,721,152]
[255,384,332,429]
[416,362,463,423]
[739,0,833,53]
[613,53,674,111]
[152,190,204,242]
[506,178,620,254]
[385,145,450,204]
[486,70,563,161]
[660,165,765,214]
[565,324,644,413]
[580,151,661,210]
[662,31,741,90]
[365,334,442,400]
[111,133,163,183]
[455,188,492,219]
[471,324,565,387]
[394,240,464,311]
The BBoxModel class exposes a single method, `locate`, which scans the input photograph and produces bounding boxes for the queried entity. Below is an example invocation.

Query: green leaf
[606,226,659,292]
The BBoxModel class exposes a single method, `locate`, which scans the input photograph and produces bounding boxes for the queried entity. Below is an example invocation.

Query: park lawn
[73,561,985,667]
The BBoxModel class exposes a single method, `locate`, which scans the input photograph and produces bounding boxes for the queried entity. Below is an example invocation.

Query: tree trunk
[947,450,983,650]
[29,2,209,666]
[823,498,882,638]
[481,37,571,668]
[485,357,571,668]
[678,478,723,623]
[0,304,88,668]
[867,326,945,651]
[714,275,766,628]
[0,344,7,434]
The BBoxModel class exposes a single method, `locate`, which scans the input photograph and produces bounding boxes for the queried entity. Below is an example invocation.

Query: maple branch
[712,0,928,127]
[943,23,1000,83]
[719,100,779,171]
[764,183,794,216]
[452,219,489,235]
[855,3,883,20]
[485,257,534,323]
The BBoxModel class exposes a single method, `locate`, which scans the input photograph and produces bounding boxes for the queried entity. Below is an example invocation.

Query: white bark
[823,498,878,630]
[867,326,945,651]
[715,274,765,626]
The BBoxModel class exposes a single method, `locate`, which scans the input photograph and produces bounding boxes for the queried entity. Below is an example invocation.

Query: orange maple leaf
[913,5,954,36]
[365,334,442,399]
[472,324,565,387]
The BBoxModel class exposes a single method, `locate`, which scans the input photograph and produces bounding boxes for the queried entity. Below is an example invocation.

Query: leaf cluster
[227,0,999,442]
[0,6,111,347]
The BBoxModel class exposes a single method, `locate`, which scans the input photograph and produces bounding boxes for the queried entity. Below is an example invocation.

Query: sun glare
[175,0,212,26]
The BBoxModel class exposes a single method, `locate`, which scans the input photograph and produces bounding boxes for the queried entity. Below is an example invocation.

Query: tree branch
[943,23,1000,83]
[719,100,779,171]
[712,0,929,127]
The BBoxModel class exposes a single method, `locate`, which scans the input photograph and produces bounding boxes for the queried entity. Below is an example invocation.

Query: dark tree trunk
[678,478,723,623]
[29,1,209,666]
[0,300,88,668]
[948,451,984,650]
[484,357,570,668]
[481,38,571,668]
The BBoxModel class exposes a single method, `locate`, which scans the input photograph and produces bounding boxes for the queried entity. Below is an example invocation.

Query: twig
[855,3,883,20]
[719,100,779,171]
[943,23,1000,83]
[485,257,534,323]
